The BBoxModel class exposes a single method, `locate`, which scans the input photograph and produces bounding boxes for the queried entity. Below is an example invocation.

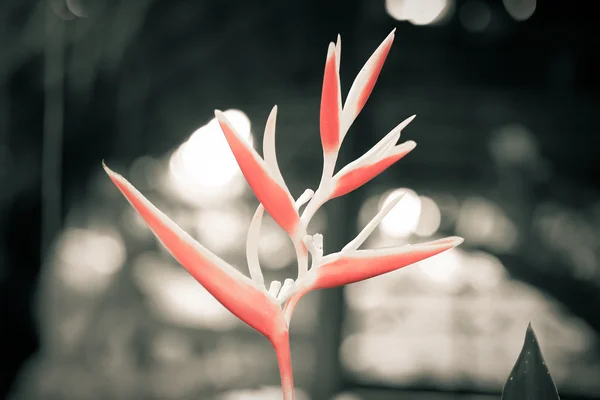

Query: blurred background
[1,0,599,399]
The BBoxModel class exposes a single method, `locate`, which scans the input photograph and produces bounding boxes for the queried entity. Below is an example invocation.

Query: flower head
[103,30,464,400]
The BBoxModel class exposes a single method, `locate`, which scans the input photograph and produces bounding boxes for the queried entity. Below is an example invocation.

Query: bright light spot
[503,0,536,21]
[456,197,519,253]
[168,109,252,206]
[132,252,238,330]
[385,0,453,25]
[417,247,462,286]
[55,227,126,294]
[358,195,381,230]
[415,196,442,237]
[385,0,453,26]
[196,206,249,254]
[379,189,422,238]
[460,0,491,32]
[222,109,252,136]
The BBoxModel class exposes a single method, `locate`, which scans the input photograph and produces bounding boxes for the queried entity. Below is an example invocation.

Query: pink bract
[103,30,463,400]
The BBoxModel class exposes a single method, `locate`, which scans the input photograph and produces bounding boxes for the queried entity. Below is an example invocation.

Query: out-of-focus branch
[41,3,65,256]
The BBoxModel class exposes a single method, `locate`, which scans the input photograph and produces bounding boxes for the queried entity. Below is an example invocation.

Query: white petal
[295,189,314,210]
[268,280,282,297]
[246,205,266,287]
[335,34,341,74]
[277,278,295,302]
[262,105,288,189]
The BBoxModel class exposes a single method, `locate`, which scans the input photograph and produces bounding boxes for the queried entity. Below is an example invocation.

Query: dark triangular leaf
[501,323,560,400]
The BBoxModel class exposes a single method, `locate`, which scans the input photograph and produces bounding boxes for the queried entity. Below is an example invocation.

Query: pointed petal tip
[396,115,416,132]
[327,41,336,56]
[386,191,405,207]
[335,35,342,71]
[103,161,123,185]
[266,105,278,125]
[384,28,396,42]
[420,236,464,249]
[214,109,226,120]
[439,236,464,247]
[102,162,121,180]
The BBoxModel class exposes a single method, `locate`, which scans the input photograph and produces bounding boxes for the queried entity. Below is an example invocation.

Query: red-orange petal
[103,163,286,339]
[320,42,342,154]
[313,236,464,289]
[215,111,302,238]
[330,141,416,199]
[341,30,395,135]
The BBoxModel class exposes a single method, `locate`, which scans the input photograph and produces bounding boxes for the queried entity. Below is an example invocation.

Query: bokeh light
[456,196,519,253]
[379,188,422,238]
[417,247,462,286]
[341,244,600,391]
[168,109,252,206]
[414,196,442,237]
[196,206,250,254]
[503,0,536,21]
[385,0,453,26]
[55,227,126,294]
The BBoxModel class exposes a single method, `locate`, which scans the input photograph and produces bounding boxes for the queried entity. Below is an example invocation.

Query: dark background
[1,0,599,399]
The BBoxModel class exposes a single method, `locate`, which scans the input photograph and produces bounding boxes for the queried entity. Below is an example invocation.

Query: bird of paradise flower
[103,29,464,400]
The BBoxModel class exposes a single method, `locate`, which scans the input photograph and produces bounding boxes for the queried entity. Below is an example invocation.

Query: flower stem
[294,239,308,279]
[272,332,295,400]
[300,189,326,228]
